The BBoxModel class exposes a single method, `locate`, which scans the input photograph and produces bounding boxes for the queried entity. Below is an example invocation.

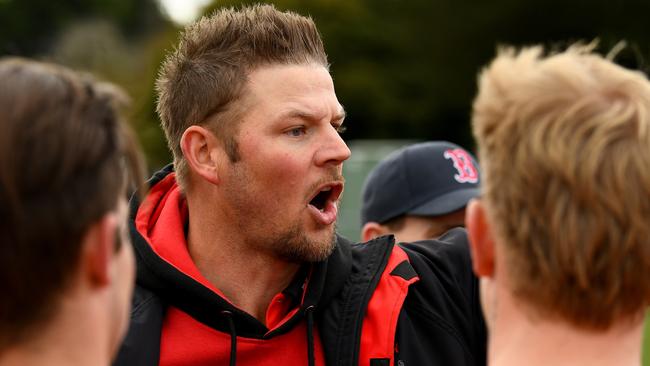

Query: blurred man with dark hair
[361,141,480,242]
[0,58,144,366]
[468,44,650,366]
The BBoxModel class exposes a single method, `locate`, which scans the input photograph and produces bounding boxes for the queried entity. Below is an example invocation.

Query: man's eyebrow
[281,107,346,123]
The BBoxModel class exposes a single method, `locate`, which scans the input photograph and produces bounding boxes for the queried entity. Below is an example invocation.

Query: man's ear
[466,199,495,278]
[180,125,222,185]
[81,213,117,288]
[361,222,390,242]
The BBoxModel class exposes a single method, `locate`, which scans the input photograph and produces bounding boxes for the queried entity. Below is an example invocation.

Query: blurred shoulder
[398,227,475,298]
[399,227,471,268]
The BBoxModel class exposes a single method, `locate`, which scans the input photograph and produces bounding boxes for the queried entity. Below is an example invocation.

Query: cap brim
[407,188,480,216]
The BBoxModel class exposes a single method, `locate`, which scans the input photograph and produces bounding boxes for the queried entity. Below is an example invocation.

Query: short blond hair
[472,44,650,330]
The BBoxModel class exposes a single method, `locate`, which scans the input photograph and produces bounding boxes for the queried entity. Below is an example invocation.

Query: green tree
[0,0,167,56]
[203,0,650,151]
[1,0,177,171]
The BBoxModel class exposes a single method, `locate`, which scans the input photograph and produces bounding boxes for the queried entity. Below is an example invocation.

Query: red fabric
[358,246,419,366]
[266,292,293,328]
[135,174,223,295]
[160,307,325,366]
[135,174,325,365]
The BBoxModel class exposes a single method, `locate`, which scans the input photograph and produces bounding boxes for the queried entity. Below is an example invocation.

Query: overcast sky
[158,0,211,25]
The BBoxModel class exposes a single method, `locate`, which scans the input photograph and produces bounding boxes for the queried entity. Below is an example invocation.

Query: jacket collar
[129,164,353,338]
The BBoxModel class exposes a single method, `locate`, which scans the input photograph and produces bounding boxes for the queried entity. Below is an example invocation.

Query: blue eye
[287,127,306,137]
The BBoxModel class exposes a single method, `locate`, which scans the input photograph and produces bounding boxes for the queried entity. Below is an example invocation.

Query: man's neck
[489,297,644,366]
[0,342,105,366]
[0,298,110,366]
[186,195,301,323]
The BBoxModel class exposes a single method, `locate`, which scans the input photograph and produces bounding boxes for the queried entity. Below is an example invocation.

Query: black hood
[129,164,353,339]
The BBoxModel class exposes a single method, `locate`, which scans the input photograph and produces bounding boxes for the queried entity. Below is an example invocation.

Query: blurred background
[4,0,650,238]
[2,0,649,360]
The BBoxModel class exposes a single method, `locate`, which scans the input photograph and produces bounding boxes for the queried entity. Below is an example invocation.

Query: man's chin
[275,228,337,263]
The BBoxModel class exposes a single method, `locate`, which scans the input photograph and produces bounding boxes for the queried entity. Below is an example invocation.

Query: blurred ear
[180,125,222,185]
[466,199,495,278]
[81,213,117,287]
[361,222,390,242]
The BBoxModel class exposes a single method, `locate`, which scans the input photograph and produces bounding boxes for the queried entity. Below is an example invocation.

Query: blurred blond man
[467,44,650,366]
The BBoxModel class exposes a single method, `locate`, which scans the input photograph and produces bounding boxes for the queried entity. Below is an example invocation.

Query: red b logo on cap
[444,149,479,183]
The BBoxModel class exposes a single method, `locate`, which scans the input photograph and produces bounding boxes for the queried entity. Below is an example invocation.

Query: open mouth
[309,183,343,212]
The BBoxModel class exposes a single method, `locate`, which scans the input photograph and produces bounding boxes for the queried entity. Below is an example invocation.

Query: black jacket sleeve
[113,285,165,366]
[395,227,487,366]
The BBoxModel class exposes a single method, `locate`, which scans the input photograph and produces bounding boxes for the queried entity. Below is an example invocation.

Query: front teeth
[322,186,332,192]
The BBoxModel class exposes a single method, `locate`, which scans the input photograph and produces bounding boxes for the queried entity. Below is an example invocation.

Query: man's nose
[315,125,351,167]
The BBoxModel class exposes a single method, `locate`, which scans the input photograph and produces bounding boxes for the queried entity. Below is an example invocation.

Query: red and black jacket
[114,165,486,366]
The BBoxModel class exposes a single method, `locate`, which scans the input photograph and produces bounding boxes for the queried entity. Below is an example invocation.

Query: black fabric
[390,260,418,281]
[369,359,390,366]
[222,311,236,366]
[306,306,316,366]
[395,228,487,366]
[317,235,395,366]
[113,168,170,366]
[112,286,164,366]
[283,265,311,304]
[113,166,487,366]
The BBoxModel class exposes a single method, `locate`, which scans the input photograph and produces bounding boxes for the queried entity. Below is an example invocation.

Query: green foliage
[47,20,178,172]
[0,0,177,172]
[645,311,650,366]
[205,0,650,152]
[5,0,650,170]
[0,0,167,56]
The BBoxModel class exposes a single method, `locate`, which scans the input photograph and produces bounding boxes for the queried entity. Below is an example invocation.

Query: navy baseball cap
[360,141,481,225]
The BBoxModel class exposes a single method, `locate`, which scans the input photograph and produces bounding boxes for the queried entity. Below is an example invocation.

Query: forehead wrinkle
[279,103,346,124]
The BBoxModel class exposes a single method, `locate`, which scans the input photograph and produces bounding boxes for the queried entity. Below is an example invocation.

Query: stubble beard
[236,207,337,263]
[270,222,337,263]
[224,164,338,264]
